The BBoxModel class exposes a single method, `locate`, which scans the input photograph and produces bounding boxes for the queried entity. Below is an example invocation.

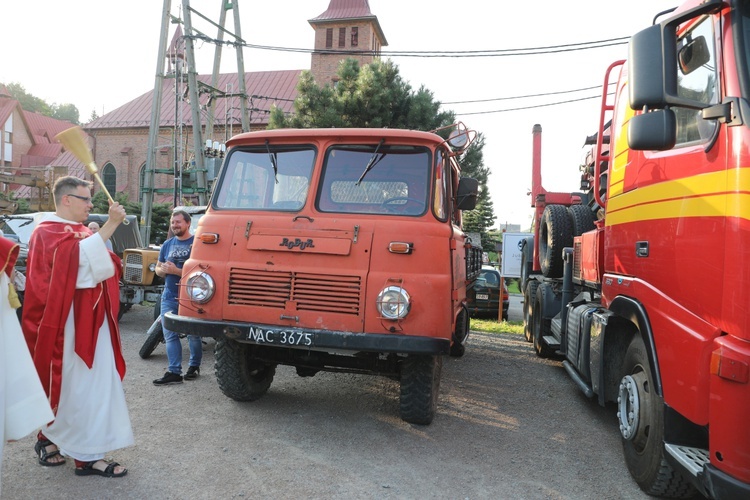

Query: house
[0,85,80,213]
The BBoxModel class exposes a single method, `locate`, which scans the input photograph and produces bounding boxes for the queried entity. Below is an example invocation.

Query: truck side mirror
[629,0,723,110]
[456,177,479,211]
[628,109,677,151]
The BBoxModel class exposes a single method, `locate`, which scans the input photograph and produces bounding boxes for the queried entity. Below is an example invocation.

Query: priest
[22,176,134,478]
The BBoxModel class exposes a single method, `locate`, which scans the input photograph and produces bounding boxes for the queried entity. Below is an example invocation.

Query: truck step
[542,335,560,349]
[551,317,562,336]
[664,444,709,477]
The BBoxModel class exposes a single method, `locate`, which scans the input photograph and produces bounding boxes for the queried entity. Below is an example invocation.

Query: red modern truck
[520,0,749,498]
[164,124,482,425]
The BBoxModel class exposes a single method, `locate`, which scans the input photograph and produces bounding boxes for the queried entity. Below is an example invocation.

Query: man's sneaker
[153,371,183,385]
[184,366,200,380]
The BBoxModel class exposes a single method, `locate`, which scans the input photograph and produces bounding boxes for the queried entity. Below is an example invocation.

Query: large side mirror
[456,177,479,211]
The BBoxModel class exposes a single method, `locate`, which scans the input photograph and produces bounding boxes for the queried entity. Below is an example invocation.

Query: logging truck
[519,1,749,498]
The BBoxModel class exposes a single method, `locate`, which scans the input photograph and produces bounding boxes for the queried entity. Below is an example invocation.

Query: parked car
[467,266,509,321]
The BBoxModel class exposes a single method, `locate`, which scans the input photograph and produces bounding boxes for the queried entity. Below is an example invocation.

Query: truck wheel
[568,204,596,237]
[399,354,442,425]
[215,339,276,401]
[539,205,572,278]
[519,236,535,288]
[533,283,557,358]
[138,317,164,359]
[618,336,695,497]
[523,280,539,343]
[450,305,469,357]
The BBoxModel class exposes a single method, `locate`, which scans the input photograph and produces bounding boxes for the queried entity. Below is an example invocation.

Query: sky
[2,0,677,229]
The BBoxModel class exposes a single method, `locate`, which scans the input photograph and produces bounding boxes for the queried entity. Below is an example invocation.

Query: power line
[454,93,615,115]
[186,34,629,58]
[442,83,615,105]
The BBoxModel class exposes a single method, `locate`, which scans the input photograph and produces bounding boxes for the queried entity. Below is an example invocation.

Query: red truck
[520,0,749,497]
[164,124,482,425]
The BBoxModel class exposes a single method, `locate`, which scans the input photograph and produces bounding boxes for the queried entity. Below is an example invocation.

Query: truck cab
[165,124,481,425]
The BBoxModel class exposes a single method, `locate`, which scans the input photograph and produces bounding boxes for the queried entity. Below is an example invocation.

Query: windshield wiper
[356,139,386,186]
[265,140,279,184]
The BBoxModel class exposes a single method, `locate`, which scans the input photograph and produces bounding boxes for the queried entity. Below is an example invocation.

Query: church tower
[308,0,388,86]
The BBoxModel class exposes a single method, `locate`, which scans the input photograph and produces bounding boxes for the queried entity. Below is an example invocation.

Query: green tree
[149,202,173,245]
[5,82,50,115]
[268,59,454,131]
[51,103,80,124]
[462,196,497,254]
[2,82,79,124]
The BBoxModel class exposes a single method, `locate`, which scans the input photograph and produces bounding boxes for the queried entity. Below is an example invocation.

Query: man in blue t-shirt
[153,209,202,385]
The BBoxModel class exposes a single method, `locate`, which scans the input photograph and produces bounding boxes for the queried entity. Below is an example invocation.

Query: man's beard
[173,228,185,237]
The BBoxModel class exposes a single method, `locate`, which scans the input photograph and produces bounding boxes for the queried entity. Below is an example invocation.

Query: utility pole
[141,0,172,245]
[140,0,248,244]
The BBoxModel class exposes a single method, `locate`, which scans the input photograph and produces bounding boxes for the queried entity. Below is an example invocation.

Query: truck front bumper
[163,312,450,356]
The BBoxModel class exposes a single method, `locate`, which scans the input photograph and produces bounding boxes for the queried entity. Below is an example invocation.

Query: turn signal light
[388,242,413,254]
[198,233,219,244]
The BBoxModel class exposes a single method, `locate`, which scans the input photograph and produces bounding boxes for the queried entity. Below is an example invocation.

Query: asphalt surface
[2,302,650,500]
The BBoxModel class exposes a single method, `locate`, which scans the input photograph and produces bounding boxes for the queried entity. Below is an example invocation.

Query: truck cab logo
[280,237,315,250]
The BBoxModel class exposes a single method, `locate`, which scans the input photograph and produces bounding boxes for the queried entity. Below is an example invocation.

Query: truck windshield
[214,146,315,210]
[316,145,430,216]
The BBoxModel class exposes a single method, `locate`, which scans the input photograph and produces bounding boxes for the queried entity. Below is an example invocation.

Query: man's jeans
[161,298,203,375]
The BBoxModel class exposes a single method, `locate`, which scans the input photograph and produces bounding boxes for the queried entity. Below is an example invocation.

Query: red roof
[309,0,387,45]
[310,0,373,20]
[86,70,301,130]
[0,98,19,128]
[22,110,76,145]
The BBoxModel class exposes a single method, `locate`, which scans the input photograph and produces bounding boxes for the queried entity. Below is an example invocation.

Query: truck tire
[523,280,539,343]
[618,336,696,498]
[539,205,573,278]
[533,282,557,358]
[519,235,535,288]
[399,354,442,425]
[568,204,597,237]
[450,305,469,357]
[215,339,276,402]
[138,316,164,359]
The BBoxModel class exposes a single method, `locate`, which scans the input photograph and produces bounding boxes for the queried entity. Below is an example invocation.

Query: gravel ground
[2,303,650,500]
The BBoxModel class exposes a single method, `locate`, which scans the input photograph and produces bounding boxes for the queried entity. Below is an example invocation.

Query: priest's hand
[107,202,127,225]
[97,202,127,247]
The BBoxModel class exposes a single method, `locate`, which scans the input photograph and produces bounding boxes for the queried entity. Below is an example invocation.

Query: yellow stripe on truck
[605,169,750,225]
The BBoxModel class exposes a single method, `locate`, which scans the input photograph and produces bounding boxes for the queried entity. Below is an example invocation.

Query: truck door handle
[636,241,649,257]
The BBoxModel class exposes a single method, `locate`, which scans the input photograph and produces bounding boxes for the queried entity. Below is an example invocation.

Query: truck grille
[228,268,362,315]
[123,253,144,283]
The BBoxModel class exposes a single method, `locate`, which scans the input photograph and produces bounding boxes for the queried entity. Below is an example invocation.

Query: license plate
[476,294,489,300]
[246,325,313,347]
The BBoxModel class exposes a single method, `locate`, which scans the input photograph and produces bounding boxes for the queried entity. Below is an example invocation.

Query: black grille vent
[229,268,361,315]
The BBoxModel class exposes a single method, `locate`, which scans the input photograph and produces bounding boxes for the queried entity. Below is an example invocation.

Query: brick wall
[310,21,378,86]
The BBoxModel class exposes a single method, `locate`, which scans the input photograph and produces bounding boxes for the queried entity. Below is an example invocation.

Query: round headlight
[185,271,215,304]
[376,286,411,320]
[149,263,157,272]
